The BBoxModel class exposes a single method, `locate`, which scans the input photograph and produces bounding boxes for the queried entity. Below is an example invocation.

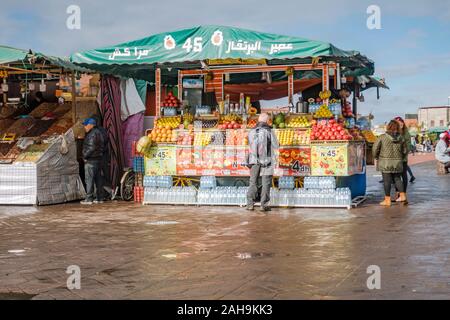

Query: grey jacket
[435,140,450,163]
[248,122,279,176]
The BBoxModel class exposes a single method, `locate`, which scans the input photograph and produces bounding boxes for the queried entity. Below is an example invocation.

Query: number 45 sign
[183,37,203,53]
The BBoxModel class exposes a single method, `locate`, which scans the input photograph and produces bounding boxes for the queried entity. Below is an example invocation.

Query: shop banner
[145,145,177,176]
[311,144,348,176]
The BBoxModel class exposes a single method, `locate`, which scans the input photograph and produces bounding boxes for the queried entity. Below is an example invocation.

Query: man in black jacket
[81,118,105,205]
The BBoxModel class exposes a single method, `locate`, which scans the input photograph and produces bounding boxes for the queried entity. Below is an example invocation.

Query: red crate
[133,186,144,203]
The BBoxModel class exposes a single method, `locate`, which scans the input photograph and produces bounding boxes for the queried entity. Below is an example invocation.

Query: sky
[1,0,450,124]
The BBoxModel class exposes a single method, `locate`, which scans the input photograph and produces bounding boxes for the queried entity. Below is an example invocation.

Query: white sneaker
[80,200,93,205]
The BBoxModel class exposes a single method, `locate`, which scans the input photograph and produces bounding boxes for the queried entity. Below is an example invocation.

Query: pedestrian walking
[395,117,416,190]
[373,120,408,206]
[81,118,106,205]
[435,132,450,173]
[246,113,279,212]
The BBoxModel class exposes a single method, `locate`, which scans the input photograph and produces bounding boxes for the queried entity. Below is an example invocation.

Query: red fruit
[233,124,240,129]
[227,124,233,129]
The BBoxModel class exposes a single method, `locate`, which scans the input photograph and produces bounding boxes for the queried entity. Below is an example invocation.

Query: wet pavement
[0,160,449,300]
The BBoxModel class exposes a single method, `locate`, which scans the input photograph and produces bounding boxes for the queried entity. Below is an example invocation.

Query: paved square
[0,161,449,299]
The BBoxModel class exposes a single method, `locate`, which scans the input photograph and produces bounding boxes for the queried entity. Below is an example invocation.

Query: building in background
[418,106,450,130]
[404,113,418,128]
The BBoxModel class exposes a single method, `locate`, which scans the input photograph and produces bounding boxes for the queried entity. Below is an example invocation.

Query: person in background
[410,136,417,156]
[91,114,111,200]
[81,118,105,205]
[435,132,450,173]
[373,120,408,206]
[246,113,279,212]
[424,137,432,153]
[395,117,416,189]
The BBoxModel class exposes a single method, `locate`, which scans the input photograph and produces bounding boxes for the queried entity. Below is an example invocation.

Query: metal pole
[71,73,77,125]
[353,82,358,119]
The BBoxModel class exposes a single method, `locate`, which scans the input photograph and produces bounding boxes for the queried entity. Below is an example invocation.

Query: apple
[233,124,240,129]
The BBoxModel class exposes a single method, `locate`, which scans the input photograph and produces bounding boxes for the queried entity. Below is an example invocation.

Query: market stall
[71,26,382,209]
[0,46,89,205]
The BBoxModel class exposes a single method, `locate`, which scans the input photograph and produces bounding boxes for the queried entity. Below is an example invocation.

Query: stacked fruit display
[362,130,377,143]
[194,132,212,146]
[348,128,365,141]
[287,116,311,128]
[149,126,178,143]
[293,129,311,145]
[310,119,353,141]
[275,129,294,146]
[219,114,242,129]
[218,120,241,130]
[319,90,332,100]
[161,92,180,107]
[155,116,181,129]
[272,113,286,129]
[182,113,194,128]
[247,118,258,129]
[177,130,194,145]
[313,105,333,119]
[226,130,248,146]
[342,102,354,117]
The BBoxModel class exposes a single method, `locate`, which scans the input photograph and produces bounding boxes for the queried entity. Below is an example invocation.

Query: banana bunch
[319,90,332,100]
[183,113,194,124]
[221,114,242,123]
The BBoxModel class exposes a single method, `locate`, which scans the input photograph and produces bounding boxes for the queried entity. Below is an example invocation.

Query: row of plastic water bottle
[143,176,173,188]
[278,176,295,189]
[328,103,342,117]
[144,187,197,204]
[200,176,217,189]
[269,188,351,207]
[197,186,248,205]
[304,176,336,189]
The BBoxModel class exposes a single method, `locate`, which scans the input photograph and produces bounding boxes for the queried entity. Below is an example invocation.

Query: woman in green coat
[373,120,408,206]
[395,117,416,191]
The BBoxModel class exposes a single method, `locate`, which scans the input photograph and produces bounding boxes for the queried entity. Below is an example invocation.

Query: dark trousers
[247,164,272,208]
[85,160,104,201]
[401,161,409,192]
[382,172,404,196]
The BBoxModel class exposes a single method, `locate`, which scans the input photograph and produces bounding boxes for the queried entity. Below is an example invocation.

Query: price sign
[277,146,311,176]
[311,144,348,176]
[145,145,176,176]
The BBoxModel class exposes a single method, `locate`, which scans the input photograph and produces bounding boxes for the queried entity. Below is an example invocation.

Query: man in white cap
[246,113,279,212]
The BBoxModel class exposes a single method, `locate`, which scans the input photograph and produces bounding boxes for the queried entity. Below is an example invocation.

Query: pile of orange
[149,125,178,143]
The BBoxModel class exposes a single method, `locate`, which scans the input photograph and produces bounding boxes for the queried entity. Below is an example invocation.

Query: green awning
[428,127,448,133]
[34,52,93,73]
[71,25,374,81]
[0,45,28,65]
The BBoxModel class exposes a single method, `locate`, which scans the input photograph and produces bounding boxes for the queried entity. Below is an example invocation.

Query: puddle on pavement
[236,252,274,260]
[0,292,36,300]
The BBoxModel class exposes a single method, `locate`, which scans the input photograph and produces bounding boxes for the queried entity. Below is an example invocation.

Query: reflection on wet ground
[0,161,449,299]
